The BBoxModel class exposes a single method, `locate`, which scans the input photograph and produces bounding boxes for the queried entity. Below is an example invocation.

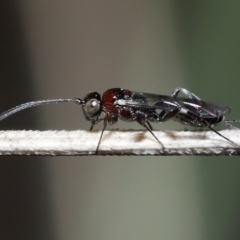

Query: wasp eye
[83,98,100,119]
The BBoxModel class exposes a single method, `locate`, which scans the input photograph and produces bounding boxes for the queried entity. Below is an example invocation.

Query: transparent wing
[115,91,231,118]
[177,98,230,118]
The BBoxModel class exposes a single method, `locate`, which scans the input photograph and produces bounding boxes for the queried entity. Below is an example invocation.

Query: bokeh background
[1,1,240,240]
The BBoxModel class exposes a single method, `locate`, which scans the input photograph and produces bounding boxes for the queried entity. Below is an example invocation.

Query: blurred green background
[1,1,240,240]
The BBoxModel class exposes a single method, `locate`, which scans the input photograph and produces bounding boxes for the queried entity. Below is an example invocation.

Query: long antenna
[0,98,83,121]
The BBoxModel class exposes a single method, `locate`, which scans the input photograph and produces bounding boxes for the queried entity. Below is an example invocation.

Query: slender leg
[95,116,108,154]
[89,123,95,131]
[208,124,240,147]
[161,88,239,147]
[137,120,164,148]
[171,87,181,98]
[159,87,201,119]
[184,111,240,147]
[200,118,240,147]
[146,120,153,130]
[89,118,104,131]
[158,108,180,122]
[170,87,201,100]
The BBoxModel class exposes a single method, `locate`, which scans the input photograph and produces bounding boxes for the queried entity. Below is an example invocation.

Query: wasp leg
[89,118,104,131]
[158,107,180,122]
[95,116,108,154]
[138,120,164,148]
[192,113,240,147]
[135,112,164,148]
[179,110,240,147]
[207,123,240,147]
[159,87,201,119]
[170,87,201,100]
[89,124,94,131]
[146,120,153,130]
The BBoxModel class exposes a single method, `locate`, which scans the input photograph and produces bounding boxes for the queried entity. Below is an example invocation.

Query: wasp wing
[115,91,231,118]
[115,92,179,111]
[177,98,230,118]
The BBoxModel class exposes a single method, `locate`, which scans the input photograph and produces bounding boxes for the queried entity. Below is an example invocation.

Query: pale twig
[0,130,239,156]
